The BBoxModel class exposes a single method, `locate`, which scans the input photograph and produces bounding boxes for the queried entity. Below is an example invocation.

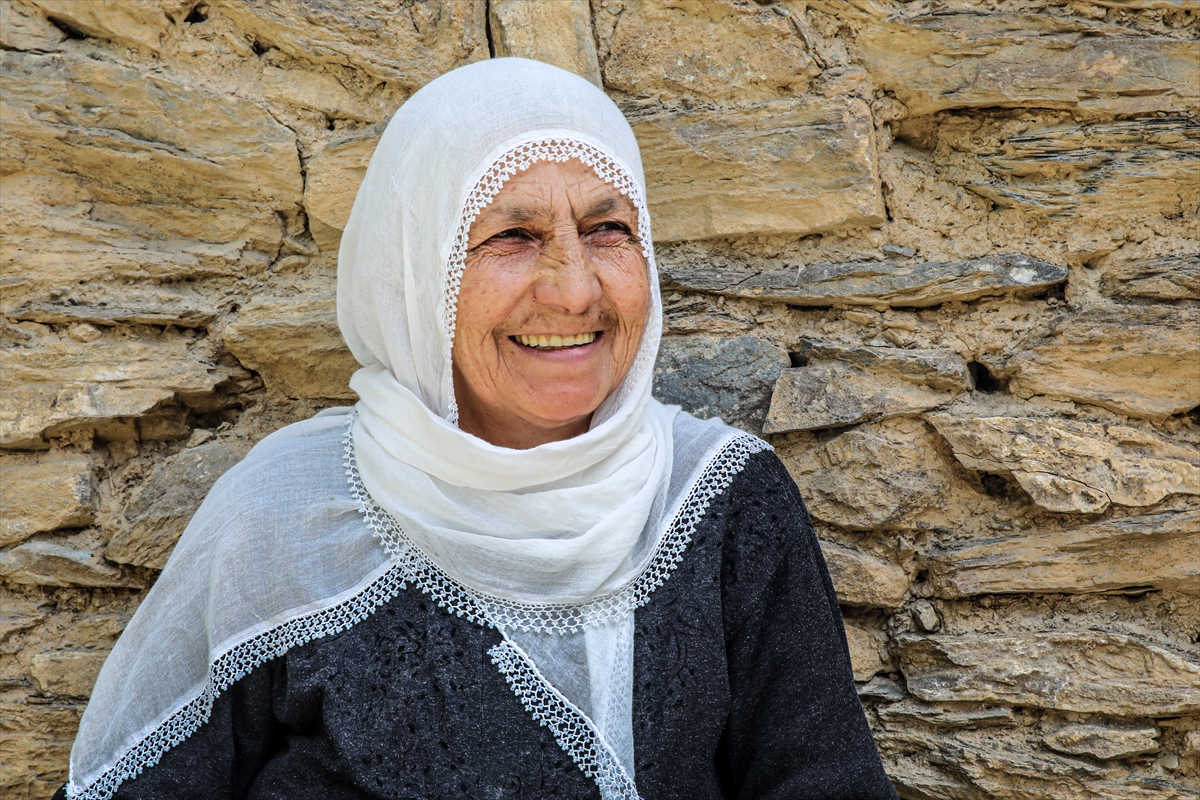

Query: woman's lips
[512,331,600,350]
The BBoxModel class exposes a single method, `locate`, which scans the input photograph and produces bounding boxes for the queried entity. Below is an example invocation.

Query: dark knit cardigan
[57,450,898,800]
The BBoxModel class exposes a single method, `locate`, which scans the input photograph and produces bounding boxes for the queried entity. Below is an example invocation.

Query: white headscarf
[67,59,767,800]
[339,57,675,791]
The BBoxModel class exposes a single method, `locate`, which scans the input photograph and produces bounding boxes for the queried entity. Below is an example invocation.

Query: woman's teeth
[514,332,598,349]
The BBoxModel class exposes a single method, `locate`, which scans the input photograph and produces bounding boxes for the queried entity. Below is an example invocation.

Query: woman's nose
[533,229,602,314]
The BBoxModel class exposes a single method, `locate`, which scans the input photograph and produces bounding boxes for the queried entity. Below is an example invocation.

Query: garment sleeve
[715,453,899,800]
[53,659,286,800]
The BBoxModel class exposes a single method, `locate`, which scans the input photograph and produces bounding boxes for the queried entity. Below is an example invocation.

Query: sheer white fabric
[67,59,771,800]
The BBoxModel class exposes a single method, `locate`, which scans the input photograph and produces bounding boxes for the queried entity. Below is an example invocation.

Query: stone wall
[1,1,1197,797]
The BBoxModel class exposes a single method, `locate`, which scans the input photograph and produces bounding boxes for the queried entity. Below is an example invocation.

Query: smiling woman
[455,158,651,448]
[57,58,898,800]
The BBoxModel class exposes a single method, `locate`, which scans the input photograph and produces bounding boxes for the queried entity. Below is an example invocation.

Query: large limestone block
[765,344,970,433]
[224,296,359,400]
[929,415,1200,514]
[30,650,108,698]
[633,97,884,242]
[652,335,788,434]
[106,439,250,570]
[0,702,80,798]
[601,0,817,104]
[859,13,1200,117]
[820,540,909,609]
[0,453,93,547]
[985,307,1200,421]
[661,253,1066,307]
[210,0,487,87]
[303,128,381,233]
[0,334,229,449]
[778,417,967,531]
[1,50,302,209]
[897,631,1200,717]
[490,0,600,86]
[21,0,191,51]
[0,540,141,588]
[0,1,66,51]
[1044,723,1161,761]
[970,117,1199,220]
[925,508,1200,597]
[1102,254,1200,302]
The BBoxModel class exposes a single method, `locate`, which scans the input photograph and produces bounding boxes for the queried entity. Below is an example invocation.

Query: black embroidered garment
[55,451,897,800]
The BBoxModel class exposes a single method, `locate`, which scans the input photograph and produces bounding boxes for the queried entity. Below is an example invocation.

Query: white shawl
[67,59,768,800]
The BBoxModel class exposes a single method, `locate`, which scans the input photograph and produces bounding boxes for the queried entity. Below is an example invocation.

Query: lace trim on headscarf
[345,411,770,634]
[440,136,656,425]
[490,634,641,800]
[68,414,768,800]
[66,561,408,800]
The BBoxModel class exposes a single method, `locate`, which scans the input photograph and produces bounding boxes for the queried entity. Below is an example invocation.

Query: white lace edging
[66,564,408,800]
[439,136,656,425]
[489,636,641,800]
[68,415,769,800]
[344,412,771,635]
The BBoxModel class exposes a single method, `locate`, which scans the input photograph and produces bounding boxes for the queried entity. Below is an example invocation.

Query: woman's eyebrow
[577,197,629,220]
[477,203,546,227]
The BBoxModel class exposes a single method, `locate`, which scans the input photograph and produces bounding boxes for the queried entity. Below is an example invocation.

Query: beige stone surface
[859,13,1200,117]
[898,631,1200,717]
[303,129,381,233]
[925,508,1200,597]
[490,0,600,86]
[20,0,191,51]
[106,439,251,570]
[0,453,93,546]
[600,0,817,104]
[0,333,230,449]
[844,619,887,682]
[208,0,487,87]
[224,296,359,400]
[634,97,884,242]
[0,702,82,798]
[30,650,108,698]
[820,541,910,609]
[661,253,1067,307]
[1102,254,1200,302]
[929,415,1200,514]
[1044,722,1161,761]
[988,307,1200,421]
[0,540,141,588]
[779,417,969,530]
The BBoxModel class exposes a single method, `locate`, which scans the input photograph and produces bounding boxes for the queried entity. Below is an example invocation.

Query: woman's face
[452,158,650,450]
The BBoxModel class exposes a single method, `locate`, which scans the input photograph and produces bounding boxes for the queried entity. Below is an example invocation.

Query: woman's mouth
[512,332,599,350]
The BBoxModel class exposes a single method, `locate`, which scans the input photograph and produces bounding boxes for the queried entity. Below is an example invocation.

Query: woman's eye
[584,222,632,242]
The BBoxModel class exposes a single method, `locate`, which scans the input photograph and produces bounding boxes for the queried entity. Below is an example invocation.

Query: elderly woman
[58,59,898,800]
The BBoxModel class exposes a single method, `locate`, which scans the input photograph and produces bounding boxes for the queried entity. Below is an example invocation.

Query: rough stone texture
[898,631,1200,717]
[0,453,93,547]
[632,98,885,242]
[652,334,788,434]
[4,1,1199,796]
[490,0,600,86]
[1101,254,1200,302]
[30,650,108,699]
[1044,723,1161,761]
[925,508,1200,598]
[765,344,970,433]
[224,296,359,400]
[929,415,1200,515]
[859,12,1200,117]
[820,540,910,609]
[105,439,251,570]
[661,253,1068,307]
[983,307,1200,421]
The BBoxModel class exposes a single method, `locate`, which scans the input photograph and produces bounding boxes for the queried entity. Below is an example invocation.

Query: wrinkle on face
[452,158,651,450]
